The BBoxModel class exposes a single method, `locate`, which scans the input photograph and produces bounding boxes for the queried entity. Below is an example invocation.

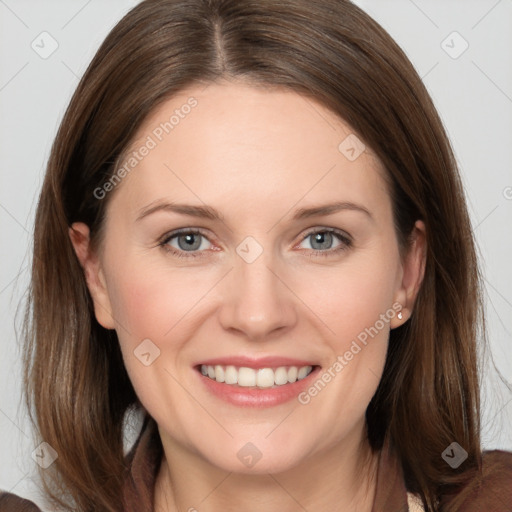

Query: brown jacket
[2,418,512,511]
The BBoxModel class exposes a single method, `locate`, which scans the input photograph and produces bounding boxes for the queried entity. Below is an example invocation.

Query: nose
[217,249,298,342]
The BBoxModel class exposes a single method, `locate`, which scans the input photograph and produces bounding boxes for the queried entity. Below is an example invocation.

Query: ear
[390,220,427,328]
[68,222,116,329]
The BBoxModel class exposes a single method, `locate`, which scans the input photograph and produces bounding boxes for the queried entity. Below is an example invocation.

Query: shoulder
[0,491,42,511]
[450,449,512,511]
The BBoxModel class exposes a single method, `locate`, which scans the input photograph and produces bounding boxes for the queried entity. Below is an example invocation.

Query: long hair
[24,1,483,510]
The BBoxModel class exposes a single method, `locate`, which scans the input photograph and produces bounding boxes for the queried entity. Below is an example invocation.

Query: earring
[397,311,403,320]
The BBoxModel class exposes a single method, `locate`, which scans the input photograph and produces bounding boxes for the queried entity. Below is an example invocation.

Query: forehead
[111,81,389,220]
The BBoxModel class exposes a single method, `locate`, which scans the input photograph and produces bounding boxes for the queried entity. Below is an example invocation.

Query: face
[71,81,425,475]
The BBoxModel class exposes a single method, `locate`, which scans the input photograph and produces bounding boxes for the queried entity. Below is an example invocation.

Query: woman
[1,0,511,510]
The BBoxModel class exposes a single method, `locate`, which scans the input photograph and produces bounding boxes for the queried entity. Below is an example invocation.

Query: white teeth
[214,365,225,383]
[200,364,313,388]
[297,366,310,380]
[256,368,275,388]
[225,365,237,385]
[274,366,289,385]
[287,366,298,383]
[238,367,256,387]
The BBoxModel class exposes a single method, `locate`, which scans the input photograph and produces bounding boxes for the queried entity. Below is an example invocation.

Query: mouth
[198,364,315,388]
[194,358,321,408]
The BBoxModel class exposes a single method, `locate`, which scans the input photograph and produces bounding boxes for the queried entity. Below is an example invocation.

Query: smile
[200,364,314,388]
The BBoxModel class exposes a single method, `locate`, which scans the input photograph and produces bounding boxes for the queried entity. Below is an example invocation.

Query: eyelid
[159,227,212,246]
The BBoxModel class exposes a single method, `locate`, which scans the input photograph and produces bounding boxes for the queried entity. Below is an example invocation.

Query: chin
[195,435,311,475]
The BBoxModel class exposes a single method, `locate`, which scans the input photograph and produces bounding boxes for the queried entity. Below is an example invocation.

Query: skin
[70,80,426,512]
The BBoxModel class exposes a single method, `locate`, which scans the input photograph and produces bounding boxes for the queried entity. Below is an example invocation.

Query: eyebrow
[135,200,373,223]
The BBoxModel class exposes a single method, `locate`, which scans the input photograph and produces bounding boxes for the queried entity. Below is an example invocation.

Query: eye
[297,228,352,257]
[158,227,352,259]
[159,229,213,258]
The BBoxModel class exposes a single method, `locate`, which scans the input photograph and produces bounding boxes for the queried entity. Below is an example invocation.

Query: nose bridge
[218,237,297,339]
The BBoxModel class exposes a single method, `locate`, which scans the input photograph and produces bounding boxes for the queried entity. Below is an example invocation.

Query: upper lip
[196,356,318,369]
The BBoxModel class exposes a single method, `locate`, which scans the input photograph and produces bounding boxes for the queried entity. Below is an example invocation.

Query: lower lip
[196,366,321,408]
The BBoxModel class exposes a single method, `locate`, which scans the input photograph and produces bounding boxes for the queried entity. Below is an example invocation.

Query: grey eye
[166,232,211,252]
[308,231,335,250]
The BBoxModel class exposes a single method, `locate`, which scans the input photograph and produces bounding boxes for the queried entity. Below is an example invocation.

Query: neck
[154,426,380,512]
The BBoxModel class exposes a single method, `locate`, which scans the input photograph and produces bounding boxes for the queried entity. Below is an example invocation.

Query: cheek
[105,259,214,342]
[303,251,398,346]
[297,246,397,405]
[102,260,211,410]
[100,260,196,380]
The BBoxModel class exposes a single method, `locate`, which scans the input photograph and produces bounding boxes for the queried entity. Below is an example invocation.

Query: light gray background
[1,0,511,508]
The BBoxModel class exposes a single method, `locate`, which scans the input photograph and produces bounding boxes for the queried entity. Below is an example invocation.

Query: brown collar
[371,435,409,511]
[123,416,162,511]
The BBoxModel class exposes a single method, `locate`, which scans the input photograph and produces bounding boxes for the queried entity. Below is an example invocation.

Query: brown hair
[24,0,484,510]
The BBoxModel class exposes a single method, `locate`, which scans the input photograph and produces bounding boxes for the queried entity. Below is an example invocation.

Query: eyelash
[158,227,353,259]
